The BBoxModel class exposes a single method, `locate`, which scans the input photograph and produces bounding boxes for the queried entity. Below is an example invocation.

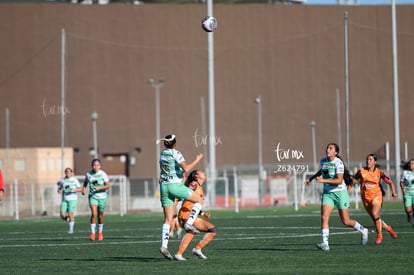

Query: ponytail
[343,168,353,186]
[185,170,198,187]
[401,159,414,171]
[336,155,353,186]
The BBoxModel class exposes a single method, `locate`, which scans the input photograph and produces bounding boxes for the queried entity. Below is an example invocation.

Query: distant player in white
[82,159,110,241]
[57,167,82,234]
[400,159,414,227]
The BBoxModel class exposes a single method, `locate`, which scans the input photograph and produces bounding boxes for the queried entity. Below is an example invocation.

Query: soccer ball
[201,16,217,32]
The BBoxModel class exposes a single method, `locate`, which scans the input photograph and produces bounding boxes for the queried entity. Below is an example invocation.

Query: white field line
[0,231,346,248]
[245,210,404,219]
[1,227,413,249]
[0,209,409,248]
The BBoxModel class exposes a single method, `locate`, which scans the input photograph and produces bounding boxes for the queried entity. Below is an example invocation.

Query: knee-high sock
[186,203,202,226]
[69,221,75,232]
[195,232,217,250]
[161,224,170,248]
[322,229,329,245]
[353,222,365,233]
[407,211,413,223]
[176,233,194,255]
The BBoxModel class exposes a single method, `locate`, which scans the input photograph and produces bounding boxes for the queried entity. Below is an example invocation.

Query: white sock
[353,222,365,233]
[98,224,103,233]
[90,224,96,233]
[186,203,202,226]
[69,221,74,231]
[322,229,329,245]
[162,224,170,248]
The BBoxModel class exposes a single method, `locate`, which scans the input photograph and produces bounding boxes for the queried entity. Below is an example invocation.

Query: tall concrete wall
[0,4,413,177]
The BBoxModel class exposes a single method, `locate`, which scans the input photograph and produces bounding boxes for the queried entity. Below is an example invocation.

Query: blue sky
[305,0,414,4]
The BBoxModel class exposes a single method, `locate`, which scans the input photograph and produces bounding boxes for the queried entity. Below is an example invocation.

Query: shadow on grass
[42,256,168,263]
[216,242,364,252]
[217,243,314,252]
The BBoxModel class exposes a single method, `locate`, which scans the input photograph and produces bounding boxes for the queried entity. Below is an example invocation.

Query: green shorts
[321,189,350,209]
[89,197,107,212]
[403,193,414,208]
[61,200,78,213]
[160,182,193,207]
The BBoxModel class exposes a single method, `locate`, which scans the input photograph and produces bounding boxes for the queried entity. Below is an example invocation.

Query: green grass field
[0,202,412,274]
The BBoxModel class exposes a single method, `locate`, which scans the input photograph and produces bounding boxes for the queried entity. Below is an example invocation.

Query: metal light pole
[344,11,350,167]
[149,77,165,179]
[336,88,342,150]
[5,108,10,182]
[206,0,217,208]
[90,111,99,159]
[60,28,66,175]
[309,120,317,171]
[255,97,263,206]
[391,0,401,190]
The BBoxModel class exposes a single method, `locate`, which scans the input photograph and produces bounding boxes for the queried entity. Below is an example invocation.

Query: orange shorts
[361,188,383,207]
[178,216,202,227]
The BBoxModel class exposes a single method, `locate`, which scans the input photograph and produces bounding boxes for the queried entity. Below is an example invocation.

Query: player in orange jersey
[174,170,217,261]
[352,153,398,245]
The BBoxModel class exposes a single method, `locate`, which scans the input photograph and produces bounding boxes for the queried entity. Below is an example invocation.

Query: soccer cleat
[68,229,74,234]
[90,232,96,241]
[388,227,397,239]
[174,254,187,261]
[375,235,383,245]
[184,223,200,234]
[98,232,103,241]
[316,243,330,251]
[361,228,368,245]
[160,247,173,260]
[192,248,207,259]
[176,229,183,239]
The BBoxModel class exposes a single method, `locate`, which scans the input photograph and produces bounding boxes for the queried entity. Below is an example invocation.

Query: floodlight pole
[149,77,165,179]
[90,111,99,159]
[61,28,66,175]
[207,0,217,207]
[391,0,401,191]
[344,11,350,167]
[255,97,263,205]
[309,120,317,171]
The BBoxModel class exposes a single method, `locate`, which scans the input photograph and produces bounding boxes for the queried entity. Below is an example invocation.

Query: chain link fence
[0,161,402,219]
